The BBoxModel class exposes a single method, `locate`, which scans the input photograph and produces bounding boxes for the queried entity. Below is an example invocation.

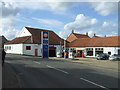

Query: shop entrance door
[49,47,56,57]
[76,50,82,57]
[35,49,38,56]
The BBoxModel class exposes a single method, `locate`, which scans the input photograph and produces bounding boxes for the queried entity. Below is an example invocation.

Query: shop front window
[86,48,93,56]
[95,48,103,56]
[87,51,93,56]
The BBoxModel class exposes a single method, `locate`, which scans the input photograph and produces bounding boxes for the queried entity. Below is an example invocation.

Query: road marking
[80,78,110,90]
[46,65,69,74]
[33,61,41,64]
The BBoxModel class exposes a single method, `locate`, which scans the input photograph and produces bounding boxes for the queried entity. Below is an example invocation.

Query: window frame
[26,46,31,50]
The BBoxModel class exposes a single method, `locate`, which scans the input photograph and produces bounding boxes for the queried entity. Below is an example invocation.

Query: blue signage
[43,40,48,44]
[41,31,49,58]
[43,45,49,58]
[49,45,54,47]
[43,32,48,39]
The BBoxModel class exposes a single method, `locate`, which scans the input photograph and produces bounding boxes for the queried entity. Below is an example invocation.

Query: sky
[0,0,119,40]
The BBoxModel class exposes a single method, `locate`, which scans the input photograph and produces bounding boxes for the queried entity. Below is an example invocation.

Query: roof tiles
[66,33,89,42]
[68,36,120,47]
[6,27,64,45]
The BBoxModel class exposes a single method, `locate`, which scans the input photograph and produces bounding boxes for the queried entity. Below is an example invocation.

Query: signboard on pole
[41,31,49,58]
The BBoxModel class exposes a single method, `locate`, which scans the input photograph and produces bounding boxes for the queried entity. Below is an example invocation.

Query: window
[26,46,31,50]
[95,48,103,56]
[95,48,103,51]
[5,46,7,50]
[108,52,111,55]
[87,51,93,56]
[86,48,93,51]
[9,46,11,50]
[86,48,93,56]
[5,46,11,50]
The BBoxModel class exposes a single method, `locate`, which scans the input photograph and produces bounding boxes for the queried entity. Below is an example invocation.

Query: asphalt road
[4,54,119,89]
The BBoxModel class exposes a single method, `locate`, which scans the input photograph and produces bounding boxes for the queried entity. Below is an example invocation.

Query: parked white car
[109,54,120,61]
[56,52,62,57]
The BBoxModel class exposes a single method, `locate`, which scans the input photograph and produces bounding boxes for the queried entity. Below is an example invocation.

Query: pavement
[2,55,119,88]
[2,63,21,88]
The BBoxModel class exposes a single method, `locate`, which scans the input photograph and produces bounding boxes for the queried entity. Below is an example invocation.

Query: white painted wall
[18,27,32,37]
[23,44,62,57]
[68,47,120,58]
[54,45,63,56]
[4,44,63,57]
[55,45,62,52]
[5,44,42,56]
[4,43,120,58]
[23,44,42,56]
[4,44,23,54]
[103,47,115,56]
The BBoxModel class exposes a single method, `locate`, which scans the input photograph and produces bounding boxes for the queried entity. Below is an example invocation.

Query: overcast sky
[0,0,119,40]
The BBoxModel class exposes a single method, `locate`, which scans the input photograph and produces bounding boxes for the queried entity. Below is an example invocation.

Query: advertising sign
[43,45,49,58]
[41,31,49,58]
[114,49,118,54]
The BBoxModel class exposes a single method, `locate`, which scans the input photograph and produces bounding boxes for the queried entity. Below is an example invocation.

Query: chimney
[72,30,74,33]
[94,33,96,37]
[86,32,88,36]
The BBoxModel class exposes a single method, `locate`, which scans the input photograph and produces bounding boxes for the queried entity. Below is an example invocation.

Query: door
[118,50,120,55]
[49,47,56,57]
[35,49,38,56]
[76,50,82,57]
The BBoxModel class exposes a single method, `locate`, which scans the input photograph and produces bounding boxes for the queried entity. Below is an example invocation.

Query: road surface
[4,54,119,89]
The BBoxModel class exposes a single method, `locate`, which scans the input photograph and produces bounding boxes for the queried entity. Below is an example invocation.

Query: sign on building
[41,31,49,58]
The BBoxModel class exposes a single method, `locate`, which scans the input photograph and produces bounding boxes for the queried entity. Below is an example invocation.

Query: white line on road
[80,78,110,90]
[46,65,69,75]
[33,61,41,64]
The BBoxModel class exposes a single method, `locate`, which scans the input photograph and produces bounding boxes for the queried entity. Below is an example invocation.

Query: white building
[66,31,120,58]
[4,27,64,57]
